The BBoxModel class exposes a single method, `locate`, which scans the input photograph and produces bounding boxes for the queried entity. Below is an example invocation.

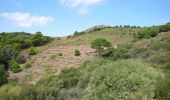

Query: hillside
[0,23,170,99]
[8,27,140,84]
[57,27,142,46]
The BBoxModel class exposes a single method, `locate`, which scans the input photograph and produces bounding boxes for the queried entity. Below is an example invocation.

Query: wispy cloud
[59,0,105,15]
[0,12,54,28]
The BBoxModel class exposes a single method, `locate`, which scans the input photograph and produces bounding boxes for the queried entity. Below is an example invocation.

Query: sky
[0,0,170,36]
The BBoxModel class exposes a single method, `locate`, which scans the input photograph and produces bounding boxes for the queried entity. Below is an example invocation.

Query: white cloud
[78,7,89,15]
[60,0,105,15]
[0,12,54,28]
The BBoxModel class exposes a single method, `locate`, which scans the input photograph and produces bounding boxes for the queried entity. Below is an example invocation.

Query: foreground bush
[0,84,59,100]
[155,72,170,99]
[85,59,159,100]
[36,68,80,90]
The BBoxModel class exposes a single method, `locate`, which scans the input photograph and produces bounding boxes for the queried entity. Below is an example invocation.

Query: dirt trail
[8,44,95,84]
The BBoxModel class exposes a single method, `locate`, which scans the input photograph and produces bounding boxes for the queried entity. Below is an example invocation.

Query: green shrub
[137,28,159,39]
[91,38,111,53]
[85,59,159,100]
[59,68,80,89]
[73,31,86,36]
[37,68,80,90]
[74,50,80,56]
[112,48,130,60]
[159,22,170,32]
[155,72,170,99]
[0,45,19,66]
[91,38,111,56]
[29,46,37,55]
[0,64,7,86]
[10,59,21,73]
[165,62,170,70]
[58,53,63,56]
[24,61,32,68]
[0,84,59,100]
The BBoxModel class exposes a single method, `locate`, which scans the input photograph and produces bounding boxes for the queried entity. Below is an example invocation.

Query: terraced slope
[9,44,95,84]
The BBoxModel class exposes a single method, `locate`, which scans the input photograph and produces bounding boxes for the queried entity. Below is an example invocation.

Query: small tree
[91,38,111,53]
[32,32,43,46]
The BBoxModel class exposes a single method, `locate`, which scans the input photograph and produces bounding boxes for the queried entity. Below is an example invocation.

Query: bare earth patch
[8,45,95,84]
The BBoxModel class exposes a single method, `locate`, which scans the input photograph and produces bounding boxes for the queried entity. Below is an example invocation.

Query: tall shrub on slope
[85,59,159,100]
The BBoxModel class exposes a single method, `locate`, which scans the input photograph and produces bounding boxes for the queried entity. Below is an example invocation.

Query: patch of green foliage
[91,38,111,53]
[136,27,159,39]
[130,31,170,67]
[0,65,7,86]
[10,59,21,73]
[74,50,80,56]
[24,61,32,68]
[0,84,59,100]
[155,72,170,99]
[36,68,80,90]
[0,31,52,85]
[73,31,86,37]
[159,22,170,32]
[85,59,159,100]
[29,46,37,55]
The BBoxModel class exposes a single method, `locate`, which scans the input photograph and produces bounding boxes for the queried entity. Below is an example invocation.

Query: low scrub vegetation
[24,61,32,68]
[0,32,52,85]
[29,46,37,55]
[85,59,159,100]
[74,50,80,56]
[10,59,21,73]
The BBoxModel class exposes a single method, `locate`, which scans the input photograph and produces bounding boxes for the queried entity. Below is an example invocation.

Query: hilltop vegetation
[0,22,170,99]
[0,32,52,85]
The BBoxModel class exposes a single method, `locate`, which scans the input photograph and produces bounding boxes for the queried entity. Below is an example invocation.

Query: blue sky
[0,0,170,36]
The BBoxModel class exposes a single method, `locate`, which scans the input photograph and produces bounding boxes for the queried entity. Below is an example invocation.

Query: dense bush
[159,22,170,32]
[74,50,80,56]
[85,59,159,100]
[0,65,7,86]
[37,68,80,89]
[137,28,159,39]
[91,38,111,53]
[112,48,131,60]
[155,72,170,99]
[10,59,21,73]
[0,45,19,66]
